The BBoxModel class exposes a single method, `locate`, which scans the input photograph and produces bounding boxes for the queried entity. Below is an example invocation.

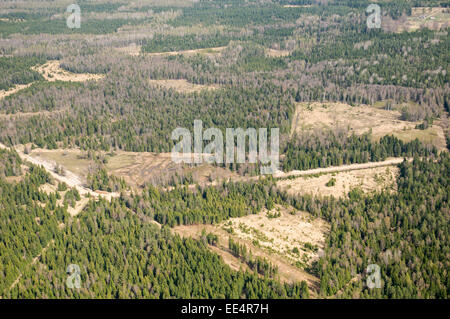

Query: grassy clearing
[29,148,93,179]
[291,102,446,149]
[277,165,399,199]
[266,48,291,57]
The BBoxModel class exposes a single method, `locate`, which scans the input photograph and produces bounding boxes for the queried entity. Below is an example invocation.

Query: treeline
[283,132,437,171]
[0,81,294,152]
[142,33,232,53]
[290,29,449,89]
[1,161,309,299]
[1,147,447,298]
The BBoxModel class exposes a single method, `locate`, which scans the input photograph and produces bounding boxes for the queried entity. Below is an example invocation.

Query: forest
[0,152,309,298]
[0,0,448,300]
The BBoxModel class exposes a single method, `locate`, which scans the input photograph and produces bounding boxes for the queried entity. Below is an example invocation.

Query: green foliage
[283,132,437,171]
[0,148,22,177]
[0,57,44,91]
[288,154,449,298]
[87,168,126,193]
[325,178,336,187]
[127,179,282,227]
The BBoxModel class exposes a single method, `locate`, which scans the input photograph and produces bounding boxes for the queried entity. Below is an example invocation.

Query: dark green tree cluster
[0,57,44,91]
[7,197,309,299]
[0,148,22,177]
[125,179,282,227]
[283,132,437,171]
[0,164,67,295]
[87,168,127,193]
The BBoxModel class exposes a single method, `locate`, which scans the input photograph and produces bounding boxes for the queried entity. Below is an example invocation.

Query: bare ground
[0,60,104,101]
[32,61,104,82]
[0,83,33,101]
[266,48,291,57]
[7,144,119,201]
[146,46,226,57]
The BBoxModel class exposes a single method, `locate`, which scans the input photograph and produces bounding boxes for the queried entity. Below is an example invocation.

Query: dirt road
[273,158,408,179]
[0,142,119,201]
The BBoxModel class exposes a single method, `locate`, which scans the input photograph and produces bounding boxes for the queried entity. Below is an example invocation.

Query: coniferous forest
[0,0,448,300]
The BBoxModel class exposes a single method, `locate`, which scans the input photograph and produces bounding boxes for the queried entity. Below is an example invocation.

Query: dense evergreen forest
[1,148,447,298]
[0,0,448,300]
[283,132,437,171]
[126,179,281,226]
[0,152,308,298]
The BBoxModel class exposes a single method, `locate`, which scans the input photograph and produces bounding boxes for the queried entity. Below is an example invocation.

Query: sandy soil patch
[4,175,24,183]
[0,107,68,119]
[32,61,104,82]
[0,61,104,101]
[382,126,447,151]
[67,197,90,217]
[148,79,219,93]
[223,205,329,267]
[107,151,241,188]
[277,165,399,198]
[14,145,119,201]
[117,45,226,57]
[0,83,33,101]
[22,147,239,190]
[39,183,58,195]
[283,5,313,8]
[291,102,415,136]
[406,7,450,31]
[266,48,291,57]
[38,181,89,217]
[28,148,93,181]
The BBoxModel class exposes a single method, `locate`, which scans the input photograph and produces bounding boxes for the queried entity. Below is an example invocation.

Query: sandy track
[273,158,408,179]
[0,83,33,101]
